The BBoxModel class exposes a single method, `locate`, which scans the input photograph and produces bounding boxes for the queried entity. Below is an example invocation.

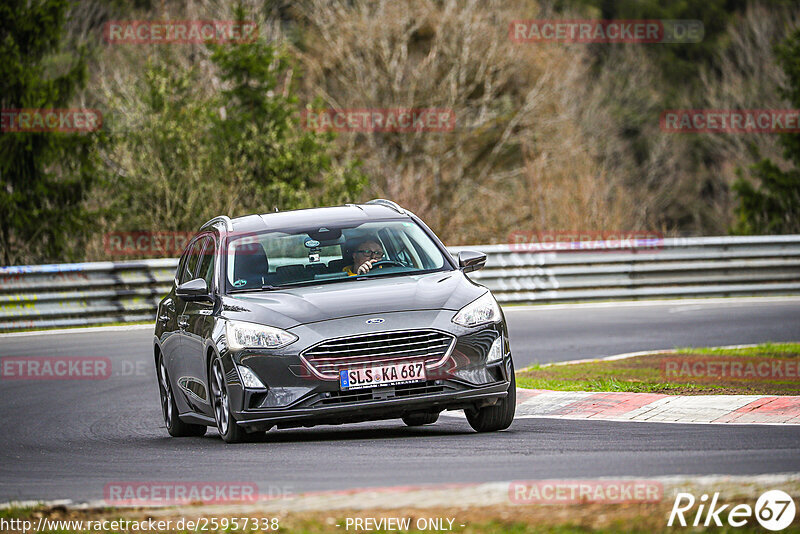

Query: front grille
[301,329,455,379]
[317,380,447,405]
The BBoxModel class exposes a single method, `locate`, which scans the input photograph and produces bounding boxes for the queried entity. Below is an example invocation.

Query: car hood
[221,271,485,329]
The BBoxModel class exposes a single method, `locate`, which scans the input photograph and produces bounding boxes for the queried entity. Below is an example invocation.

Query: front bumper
[234,376,511,431]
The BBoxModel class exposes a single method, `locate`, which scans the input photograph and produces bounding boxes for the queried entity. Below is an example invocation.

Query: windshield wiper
[228,285,280,293]
[265,278,355,289]
[230,270,441,293]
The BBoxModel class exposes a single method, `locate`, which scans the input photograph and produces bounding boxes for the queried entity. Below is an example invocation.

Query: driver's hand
[357,259,378,274]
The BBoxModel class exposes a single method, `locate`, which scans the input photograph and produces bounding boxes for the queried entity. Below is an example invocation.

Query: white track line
[498,414,799,426]
[503,295,800,312]
[0,324,154,338]
[529,344,763,369]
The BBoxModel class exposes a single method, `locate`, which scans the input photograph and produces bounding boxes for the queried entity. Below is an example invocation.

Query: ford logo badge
[365,318,385,324]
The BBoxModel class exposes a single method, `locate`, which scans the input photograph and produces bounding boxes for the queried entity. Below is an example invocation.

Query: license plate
[339,361,426,390]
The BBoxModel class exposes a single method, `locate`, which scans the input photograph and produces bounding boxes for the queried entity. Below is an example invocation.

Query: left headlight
[225,320,298,350]
[452,292,501,327]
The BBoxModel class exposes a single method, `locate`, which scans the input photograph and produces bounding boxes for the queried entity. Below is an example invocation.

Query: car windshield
[225,219,451,291]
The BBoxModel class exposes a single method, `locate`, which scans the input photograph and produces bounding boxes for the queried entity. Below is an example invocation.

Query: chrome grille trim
[301,329,456,380]
[307,342,450,361]
[306,336,448,355]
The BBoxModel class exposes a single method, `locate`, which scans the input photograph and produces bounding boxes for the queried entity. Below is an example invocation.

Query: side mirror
[176,278,211,302]
[457,250,487,273]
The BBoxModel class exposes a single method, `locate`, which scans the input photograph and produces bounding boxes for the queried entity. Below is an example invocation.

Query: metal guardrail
[0,259,178,331]
[1,235,799,331]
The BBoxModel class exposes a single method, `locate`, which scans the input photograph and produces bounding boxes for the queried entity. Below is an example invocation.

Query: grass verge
[516,343,800,395]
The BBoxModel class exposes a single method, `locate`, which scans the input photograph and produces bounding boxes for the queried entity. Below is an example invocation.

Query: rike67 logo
[669,490,796,531]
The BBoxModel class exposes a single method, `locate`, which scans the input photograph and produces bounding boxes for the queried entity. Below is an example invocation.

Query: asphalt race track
[1,297,799,503]
[506,297,800,366]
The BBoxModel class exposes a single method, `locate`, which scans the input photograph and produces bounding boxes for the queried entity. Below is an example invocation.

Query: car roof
[224,204,411,234]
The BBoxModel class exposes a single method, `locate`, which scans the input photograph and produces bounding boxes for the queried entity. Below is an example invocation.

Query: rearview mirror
[176,278,211,302]
[457,250,487,273]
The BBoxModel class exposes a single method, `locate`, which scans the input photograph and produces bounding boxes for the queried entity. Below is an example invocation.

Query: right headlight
[452,292,501,327]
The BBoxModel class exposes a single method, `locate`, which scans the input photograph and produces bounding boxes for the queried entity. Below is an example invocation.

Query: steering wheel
[367,259,405,269]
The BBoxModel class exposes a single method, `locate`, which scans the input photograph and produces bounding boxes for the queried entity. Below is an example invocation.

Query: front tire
[466,364,516,432]
[158,354,206,437]
[210,357,250,443]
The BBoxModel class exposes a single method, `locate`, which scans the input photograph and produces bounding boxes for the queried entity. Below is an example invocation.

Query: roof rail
[200,215,233,231]
[365,199,405,214]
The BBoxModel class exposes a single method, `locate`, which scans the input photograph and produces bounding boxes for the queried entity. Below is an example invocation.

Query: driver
[343,239,384,276]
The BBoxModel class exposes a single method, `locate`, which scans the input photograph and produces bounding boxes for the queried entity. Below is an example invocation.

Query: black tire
[466,364,516,432]
[209,357,250,443]
[402,412,440,426]
[158,354,206,437]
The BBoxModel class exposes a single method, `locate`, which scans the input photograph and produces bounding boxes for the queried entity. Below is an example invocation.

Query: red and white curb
[493,344,800,425]
[510,389,800,424]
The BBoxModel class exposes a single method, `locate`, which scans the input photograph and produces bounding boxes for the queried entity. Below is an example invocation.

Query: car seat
[232,242,269,288]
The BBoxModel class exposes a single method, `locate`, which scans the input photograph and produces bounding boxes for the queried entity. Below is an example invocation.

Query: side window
[179,238,205,284]
[176,248,191,283]
[196,236,216,288]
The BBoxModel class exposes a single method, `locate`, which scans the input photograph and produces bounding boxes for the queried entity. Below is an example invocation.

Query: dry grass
[63,0,800,261]
[292,0,642,243]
